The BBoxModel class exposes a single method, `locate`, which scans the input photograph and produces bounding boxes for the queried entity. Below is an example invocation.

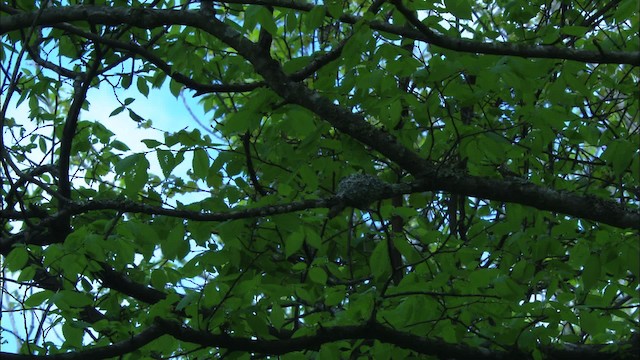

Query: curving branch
[0,5,349,95]
[1,172,638,256]
[0,318,636,360]
[55,49,102,240]
[1,253,637,360]
[1,5,638,65]
[171,11,639,230]
[155,319,639,360]
[216,0,640,65]
[96,263,168,304]
[52,21,259,93]
[0,197,336,254]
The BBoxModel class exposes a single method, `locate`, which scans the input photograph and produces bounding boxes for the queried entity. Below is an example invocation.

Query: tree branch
[154,318,639,360]
[1,5,638,65]
[219,0,640,65]
[2,173,637,256]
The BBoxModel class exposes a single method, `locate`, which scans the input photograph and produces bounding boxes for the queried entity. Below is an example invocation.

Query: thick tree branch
[55,52,101,240]
[2,174,637,256]
[2,316,635,360]
[97,263,168,304]
[2,165,58,210]
[56,21,259,93]
[157,319,640,360]
[174,12,639,230]
[0,197,336,254]
[218,0,640,65]
[1,5,638,65]
[0,6,347,96]
[1,318,636,360]
[390,0,639,65]
[58,60,99,202]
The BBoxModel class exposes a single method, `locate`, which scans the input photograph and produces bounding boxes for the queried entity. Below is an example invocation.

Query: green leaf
[342,26,372,69]
[286,106,316,137]
[25,290,53,308]
[244,5,261,32]
[306,5,326,31]
[370,240,391,282]
[157,149,176,177]
[517,329,537,352]
[115,154,142,174]
[116,154,149,196]
[582,255,601,290]
[283,56,312,74]
[560,26,590,37]
[270,303,285,329]
[62,322,84,348]
[298,165,318,192]
[5,246,29,271]
[57,290,93,307]
[308,267,327,285]
[109,106,125,117]
[38,136,47,152]
[254,6,278,35]
[285,230,304,258]
[151,269,168,289]
[161,226,188,260]
[187,221,215,245]
[444,0,472,19]
[111,140,130,151]
[494,276,523,300]
[325,286,346,306]
[128,109,144,123]
[169,78,182,97]
[121,74,132,89]
[202,282,222,307]
[80,278,93,292]
[137,77,150,97]
[17,266,36,282]
[246,312,270,337]
[326,0,343,18]
[601,139,636,176]
[223,110,258,134]
[142,139,162,148]
[580,311,605,334]
[305,229,322,250]
[192,148,210,180]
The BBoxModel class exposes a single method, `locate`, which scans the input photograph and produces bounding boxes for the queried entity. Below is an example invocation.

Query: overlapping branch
[0,3,638,251]
[1,172,638,255]
[220,0,640,65]
[1,5,639,65]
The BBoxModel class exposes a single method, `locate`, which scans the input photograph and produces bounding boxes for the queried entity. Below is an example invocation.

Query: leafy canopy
[1,0,639,359]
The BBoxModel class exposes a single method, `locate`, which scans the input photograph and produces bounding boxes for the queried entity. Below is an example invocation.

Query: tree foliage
[1,0,639,359]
